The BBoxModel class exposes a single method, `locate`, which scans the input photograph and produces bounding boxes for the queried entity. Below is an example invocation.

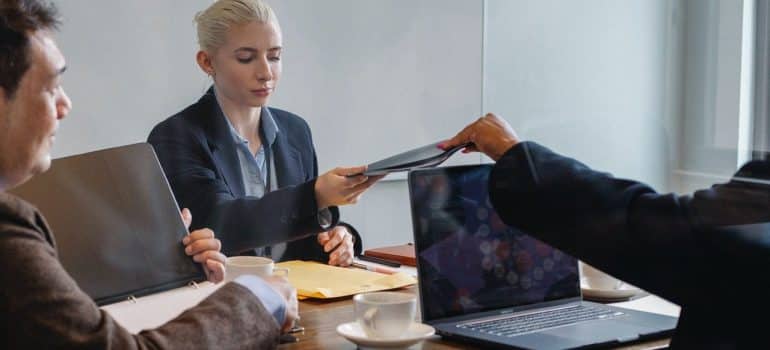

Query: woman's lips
[251,88,272,97]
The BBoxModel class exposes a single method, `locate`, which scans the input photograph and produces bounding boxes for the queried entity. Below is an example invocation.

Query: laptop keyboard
[457,305,624,337]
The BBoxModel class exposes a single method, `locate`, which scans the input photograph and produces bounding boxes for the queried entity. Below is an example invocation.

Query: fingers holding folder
[315,166,384,208]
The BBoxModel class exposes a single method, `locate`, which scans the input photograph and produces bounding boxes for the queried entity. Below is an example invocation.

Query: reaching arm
[489,141,770,305]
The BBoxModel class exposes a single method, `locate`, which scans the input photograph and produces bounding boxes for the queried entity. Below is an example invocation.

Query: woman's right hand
[314,166,381,209]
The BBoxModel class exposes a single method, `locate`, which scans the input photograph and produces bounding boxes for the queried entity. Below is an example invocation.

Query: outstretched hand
[314,166,383,209]
[439,113,520,161]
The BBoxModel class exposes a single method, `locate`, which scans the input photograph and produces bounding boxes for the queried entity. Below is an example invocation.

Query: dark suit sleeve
[0,211,280,349]
[148,122,338,256]
[303,121,364,257]
[488,141,770,306]
[292,128,330,262]
[283,120,365,262]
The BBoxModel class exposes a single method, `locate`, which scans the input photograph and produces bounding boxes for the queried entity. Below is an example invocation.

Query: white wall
[54,0,211,158]
[484,0,675,192]
[674,0,754,193]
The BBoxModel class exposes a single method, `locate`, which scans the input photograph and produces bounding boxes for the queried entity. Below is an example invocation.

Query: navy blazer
[489,141,770,348]
[148,89,354,260]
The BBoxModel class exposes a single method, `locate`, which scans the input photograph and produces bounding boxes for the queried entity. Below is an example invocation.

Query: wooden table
[102,261,677,349]
[279,286,672,350]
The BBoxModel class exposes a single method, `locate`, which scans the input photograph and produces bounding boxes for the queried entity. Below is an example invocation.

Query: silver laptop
[10,143,204,305]
[408,164,677,349]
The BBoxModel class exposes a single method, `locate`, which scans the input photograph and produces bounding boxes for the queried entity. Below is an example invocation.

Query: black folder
[10,143,204,305]
[361,141,470,176]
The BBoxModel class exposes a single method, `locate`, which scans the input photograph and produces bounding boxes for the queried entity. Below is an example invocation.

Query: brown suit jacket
[0,193,281,349]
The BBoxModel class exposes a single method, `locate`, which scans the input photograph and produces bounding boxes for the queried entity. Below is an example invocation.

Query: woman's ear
[196,50,214,76]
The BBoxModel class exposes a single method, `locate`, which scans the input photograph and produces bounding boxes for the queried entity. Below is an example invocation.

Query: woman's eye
[237,57,253,63]
[269,56,281,62]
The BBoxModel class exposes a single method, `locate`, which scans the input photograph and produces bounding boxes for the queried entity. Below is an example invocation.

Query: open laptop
[10,143,204,305]
[408,164,677,349]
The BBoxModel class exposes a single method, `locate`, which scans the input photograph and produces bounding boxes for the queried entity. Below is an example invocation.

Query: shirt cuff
[233,275,286,326]
[318,208,333,229]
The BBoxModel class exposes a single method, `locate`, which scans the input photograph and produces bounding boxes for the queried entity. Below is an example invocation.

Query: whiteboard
[266,0,483,174]
[53,0,212,158]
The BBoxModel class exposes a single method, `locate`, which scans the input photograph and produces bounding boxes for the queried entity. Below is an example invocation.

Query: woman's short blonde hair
[195,0,278,52]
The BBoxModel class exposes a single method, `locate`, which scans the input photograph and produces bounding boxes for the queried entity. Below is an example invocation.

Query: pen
[351,262,397,275]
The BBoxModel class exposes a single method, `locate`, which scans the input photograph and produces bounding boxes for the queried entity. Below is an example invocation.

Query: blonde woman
[149,0,377,266]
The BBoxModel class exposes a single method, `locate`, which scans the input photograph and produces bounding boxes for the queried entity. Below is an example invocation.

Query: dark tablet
[357,141,470,176]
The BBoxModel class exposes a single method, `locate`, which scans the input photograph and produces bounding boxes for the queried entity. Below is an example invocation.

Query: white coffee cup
[225,256,289,282]
[354,292,416,339]
[580,261,623,290]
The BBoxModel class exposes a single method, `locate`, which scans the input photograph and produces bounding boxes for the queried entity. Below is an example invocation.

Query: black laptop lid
[10,143,204,305]
[408,164,580,322]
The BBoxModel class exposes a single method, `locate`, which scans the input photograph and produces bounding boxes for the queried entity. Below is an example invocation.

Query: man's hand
[440,113,521,161]
[262,275,300,333]
[317,226,354,267]
[314,166,383,209]
[180,208,226,283]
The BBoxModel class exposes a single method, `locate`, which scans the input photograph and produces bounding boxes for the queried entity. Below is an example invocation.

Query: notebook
[10,143,204,305]
[364,244,417,266]
[408,164,677,349]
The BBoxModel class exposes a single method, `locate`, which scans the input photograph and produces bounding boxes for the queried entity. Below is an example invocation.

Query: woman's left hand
[317,225,354,267]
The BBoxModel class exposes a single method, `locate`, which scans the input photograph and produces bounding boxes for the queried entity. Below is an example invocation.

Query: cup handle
[273,267,289,278]
[363,307,378,331]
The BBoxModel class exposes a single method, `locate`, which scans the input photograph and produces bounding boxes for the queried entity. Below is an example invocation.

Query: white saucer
[581,278,642,301]
[336,321,435,349]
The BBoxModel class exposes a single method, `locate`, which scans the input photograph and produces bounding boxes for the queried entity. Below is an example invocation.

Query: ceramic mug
[225,256,289,281]
[580,261,623,290]
[354,292,416,339]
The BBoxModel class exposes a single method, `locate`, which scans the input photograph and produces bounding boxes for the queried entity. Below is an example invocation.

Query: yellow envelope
[275,260,417,299]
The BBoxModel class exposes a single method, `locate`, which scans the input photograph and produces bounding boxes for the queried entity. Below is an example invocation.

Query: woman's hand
[314,166,382,209]
[317,225,354,266]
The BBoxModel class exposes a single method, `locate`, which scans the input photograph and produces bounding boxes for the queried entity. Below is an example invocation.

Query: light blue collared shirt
[225,107,279,199]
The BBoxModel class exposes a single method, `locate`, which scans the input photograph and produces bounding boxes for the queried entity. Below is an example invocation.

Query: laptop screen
[409,164,580,322]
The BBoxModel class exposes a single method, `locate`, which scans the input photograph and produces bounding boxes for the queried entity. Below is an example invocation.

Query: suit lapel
[200,90,245,197]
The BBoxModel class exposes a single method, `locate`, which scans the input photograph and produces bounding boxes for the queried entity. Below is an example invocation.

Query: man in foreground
[0,0,297,348]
